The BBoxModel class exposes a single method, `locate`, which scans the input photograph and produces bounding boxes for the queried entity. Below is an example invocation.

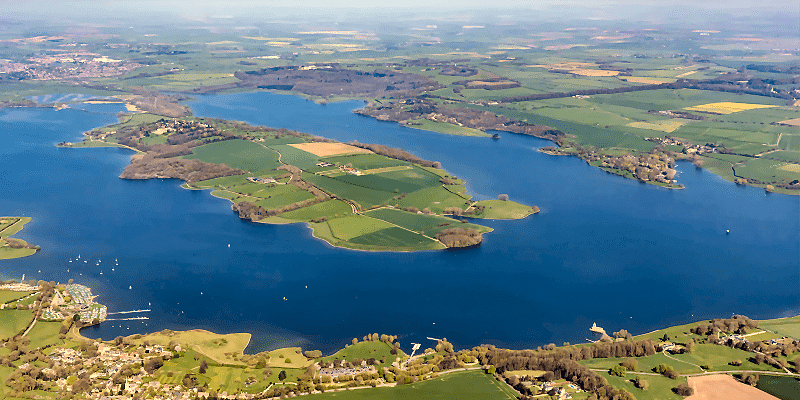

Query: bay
[1,92,797,353]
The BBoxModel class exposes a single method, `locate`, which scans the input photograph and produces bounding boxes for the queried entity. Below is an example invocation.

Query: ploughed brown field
[686,374,779,400]
[287,142,373,157]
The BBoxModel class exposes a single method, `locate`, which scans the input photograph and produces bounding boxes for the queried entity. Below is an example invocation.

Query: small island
[61,113,538,251]
[0,217,41,260]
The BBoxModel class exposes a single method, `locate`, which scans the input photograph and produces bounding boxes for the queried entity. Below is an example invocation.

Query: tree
[497,194,509,201]
[742,373,759,386]
[144,357,164,374]
[352,338,358,345]
[621,359,638,371]
[278,370,287,381]
[199,360,208,374]
[610,365,626,377]
[673,383,694,396]
[72,378,91,393]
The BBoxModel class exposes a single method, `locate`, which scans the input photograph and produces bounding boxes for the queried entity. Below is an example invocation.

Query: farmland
[64,116,534,251]
[0,217,40,260]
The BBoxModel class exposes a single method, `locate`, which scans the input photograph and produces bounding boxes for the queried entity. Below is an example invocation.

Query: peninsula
[60,114,537,251]
[0,217,41,260]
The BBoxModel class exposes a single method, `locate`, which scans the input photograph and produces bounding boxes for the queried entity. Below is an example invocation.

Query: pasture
[321,340,403,363]
[184,139,281,174]
[321,154,408,170]
[735,158,799,184]
[302,173,395,209]
[364,208,490,237]
[473,200,535,219]
[25,321,63,349]
[128,329,251,365]
[269,144,323,170]
[0,290,33,304]
[347,227,441,249]
[603,373,685,400]
[276,199,352,220]
[759,315,800,339]
[307,370,519,400]
[0,310,34,340]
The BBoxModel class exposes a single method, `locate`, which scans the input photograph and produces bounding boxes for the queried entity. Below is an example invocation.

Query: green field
[759,316,800,339]
[0,290,33,304]
[364,208,491,236]
[0,217,38,259]
[405,119,489,137]
[184,139,281,174]
[25,321,64,349]
[269,144,322,170]
[0,309,34,340]
[321,340,404,364]
[303,173,395,209]
[277,199,353,221]
[325,215,397,241]
[321,154,408,171]
[735,158,799,184]
[306,370,518,400]
[602,372,686,400]
[129,330,252,365]
[472,200,535,219]
[348,227,440,249]
[757,375,800,400]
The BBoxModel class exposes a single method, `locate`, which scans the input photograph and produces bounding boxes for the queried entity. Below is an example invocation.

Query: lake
[1,92,798,353]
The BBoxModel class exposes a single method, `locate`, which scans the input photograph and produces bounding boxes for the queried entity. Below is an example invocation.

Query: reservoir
[1,92,798,353]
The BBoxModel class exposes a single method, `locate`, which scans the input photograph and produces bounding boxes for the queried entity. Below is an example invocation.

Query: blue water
[1,92,798,354]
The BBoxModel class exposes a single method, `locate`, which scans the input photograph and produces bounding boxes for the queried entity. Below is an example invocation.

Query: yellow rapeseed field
[779,164,800,173]
[684,102,777,114]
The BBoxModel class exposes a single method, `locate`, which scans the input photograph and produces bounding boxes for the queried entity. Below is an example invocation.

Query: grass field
[321,340,403,364]
[129,329,251,365]
[472,200,535,219]
[265,347,314,368]
[365,208,491,237]
[348,227,440,248]
[25,321,64,349]
[277,199,353,221]
[759,316,800,339]
[405,119,489,137]
[303,173,395,209]
[581,352,702,375]
[735,158,799,184]
[0,290,33,304]
[670,344,781,372]
[325,215,397,241]
[193,174,252,188]
[603,372,685,400]
[757,375,800,400]
[269,144,322,170]
[0,309,34,340]
[321,154,408,171]
[184,139,281,174]
[0,217,37,260]
[307,370,518,400]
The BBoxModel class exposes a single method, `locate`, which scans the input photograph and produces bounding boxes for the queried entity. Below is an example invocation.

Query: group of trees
[435,227,482,248]
[691,315,758,336]
[120,156,244,184]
